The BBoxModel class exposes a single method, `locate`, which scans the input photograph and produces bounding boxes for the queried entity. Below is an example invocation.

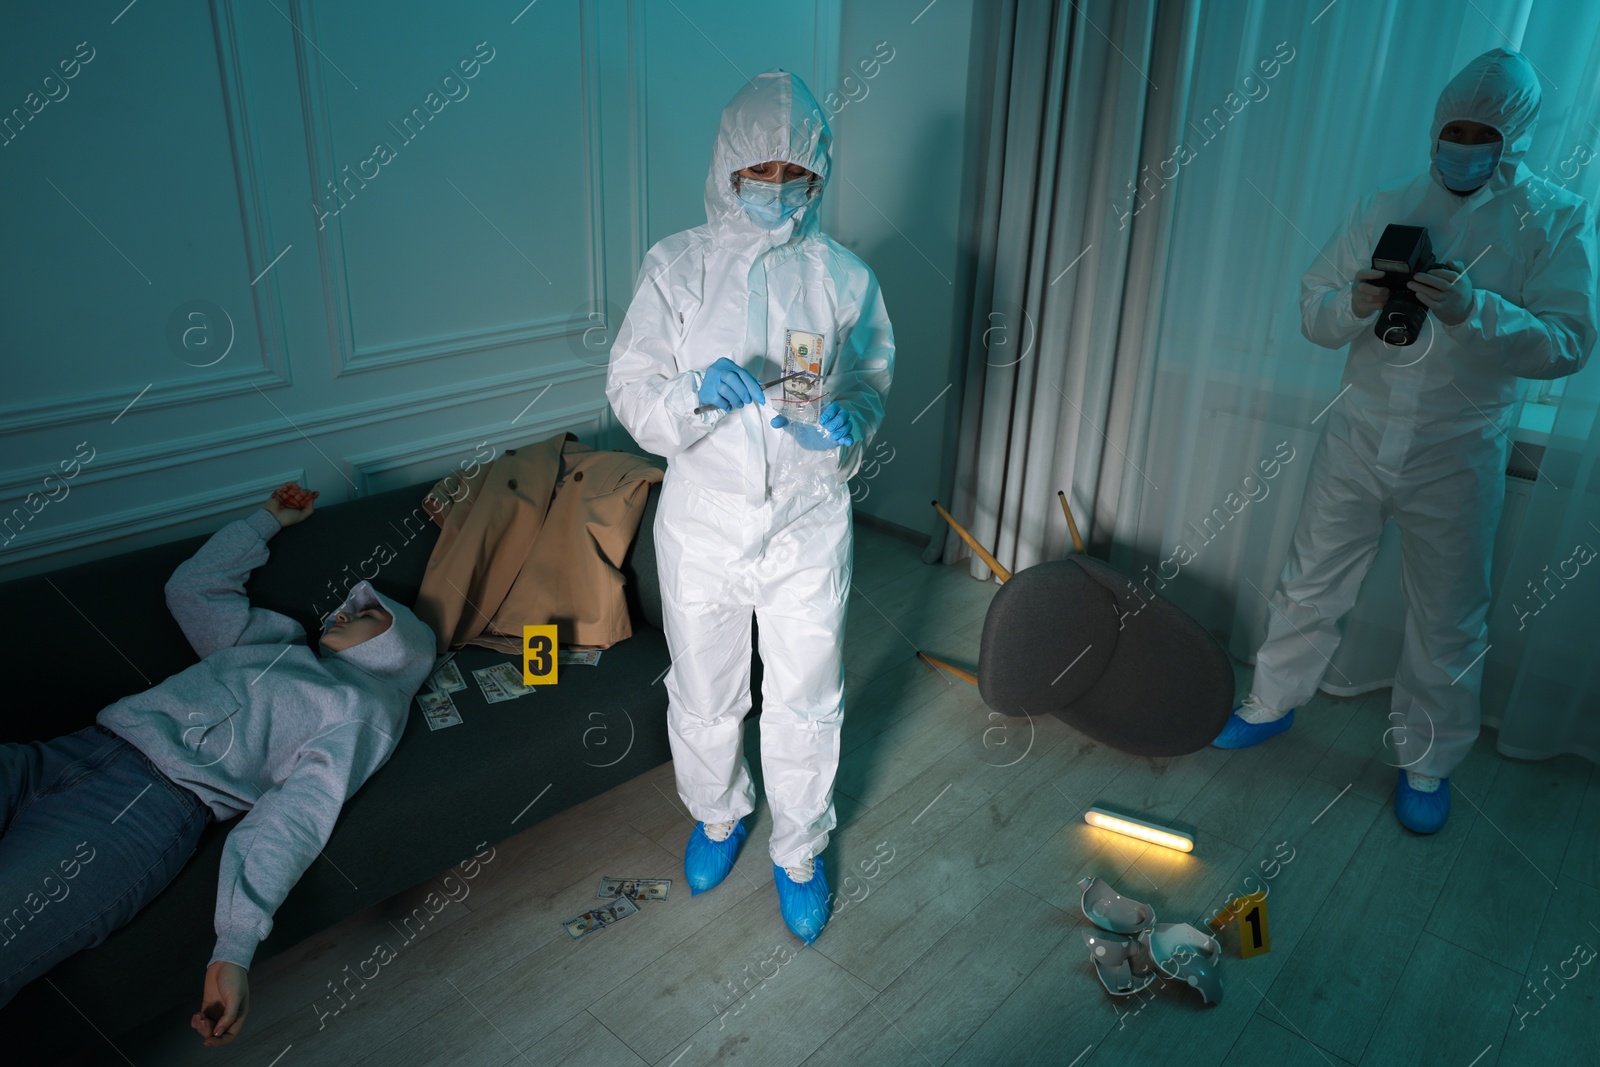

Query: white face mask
[737,177,814,229]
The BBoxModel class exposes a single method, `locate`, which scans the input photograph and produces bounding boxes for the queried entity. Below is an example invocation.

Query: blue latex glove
[770,401,855,449]
[697,358,766,412]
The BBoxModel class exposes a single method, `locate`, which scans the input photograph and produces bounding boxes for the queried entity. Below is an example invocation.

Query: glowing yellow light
[1084,806,1194,853]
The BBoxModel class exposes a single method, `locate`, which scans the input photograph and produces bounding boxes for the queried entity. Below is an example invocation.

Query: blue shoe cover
[684,819,747,895]
[773,857,831,944]
[1394,771,1450,834]
[1211,707,1294,749]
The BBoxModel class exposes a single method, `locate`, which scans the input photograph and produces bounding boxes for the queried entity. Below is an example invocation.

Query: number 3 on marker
[523,624,558,686]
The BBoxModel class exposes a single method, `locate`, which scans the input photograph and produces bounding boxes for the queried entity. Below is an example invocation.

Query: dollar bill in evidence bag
[598,877,672,903]
[781,328,827,421]
[417,689,464,731]
[562,896,640,940]
[471,666,519,704]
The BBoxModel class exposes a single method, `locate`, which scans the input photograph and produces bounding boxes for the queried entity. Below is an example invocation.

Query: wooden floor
[103,523,1599,1066]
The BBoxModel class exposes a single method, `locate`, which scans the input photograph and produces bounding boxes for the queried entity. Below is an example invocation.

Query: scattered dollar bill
[471,666,520,704]
[559,649,603,667]
[485,662,538,696]
[417,690,463,730]
[562,896,639,940]
[428,658,466,694]
[598,876,671,903]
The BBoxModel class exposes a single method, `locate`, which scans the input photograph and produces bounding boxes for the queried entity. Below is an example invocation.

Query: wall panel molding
[212,0,297,403]
[1,0,294,438]
[331,315,601,377]
[1,468,308,572]
[0,361,606,497]
[346,402,607,494]
[294,0,612,378]
[0,368,291,439]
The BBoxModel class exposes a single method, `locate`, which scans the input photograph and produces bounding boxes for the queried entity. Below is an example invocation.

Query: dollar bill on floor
[485,661,538,697]
[562,896,640,940]
[598,877,638,901]
[598,877,671,902]
[471,666,519,704]
[428,657,467,694]
[418,690,464,731]
[559,649,604,667]
[631,878,671,902]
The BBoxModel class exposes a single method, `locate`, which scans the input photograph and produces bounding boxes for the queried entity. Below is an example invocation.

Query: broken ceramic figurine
[1142,922,1224,1006]
[1081,928,1159,996]
[1077,876,1156,935]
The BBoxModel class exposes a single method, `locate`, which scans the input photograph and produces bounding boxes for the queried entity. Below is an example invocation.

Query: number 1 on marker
[1238,898,1270,958]
[1208,892,1271,958]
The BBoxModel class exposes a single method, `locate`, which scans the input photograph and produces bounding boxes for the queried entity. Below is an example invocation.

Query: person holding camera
[1212,49,1598,833]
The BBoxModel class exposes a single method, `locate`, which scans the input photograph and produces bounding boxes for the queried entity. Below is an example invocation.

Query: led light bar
[1084,805,1194,853]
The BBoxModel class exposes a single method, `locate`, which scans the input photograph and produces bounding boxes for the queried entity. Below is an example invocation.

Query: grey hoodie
[97,508,436,969]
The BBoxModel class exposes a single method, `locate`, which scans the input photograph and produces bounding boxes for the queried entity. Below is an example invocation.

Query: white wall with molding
[0,0,850,581]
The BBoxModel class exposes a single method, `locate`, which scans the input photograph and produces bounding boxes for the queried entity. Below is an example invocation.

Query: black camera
[1370,224,1446,347]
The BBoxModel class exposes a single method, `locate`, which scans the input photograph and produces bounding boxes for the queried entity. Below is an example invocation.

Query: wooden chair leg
[1057,489,1085,555]
[930,500,1011,582]
[917,651,980,688]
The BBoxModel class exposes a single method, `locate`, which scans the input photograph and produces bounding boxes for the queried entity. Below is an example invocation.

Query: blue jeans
[0,724,210,1007]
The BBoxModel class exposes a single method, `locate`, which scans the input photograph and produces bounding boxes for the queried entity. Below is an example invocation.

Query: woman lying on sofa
[0,483,436,1047]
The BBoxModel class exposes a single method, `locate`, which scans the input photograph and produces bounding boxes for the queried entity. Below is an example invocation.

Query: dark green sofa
[0,473,691,1062]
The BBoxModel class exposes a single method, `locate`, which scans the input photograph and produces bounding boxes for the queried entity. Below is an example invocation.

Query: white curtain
[948,0,1600,763]
[1482,332,1600,762]
[946,0,1201,574]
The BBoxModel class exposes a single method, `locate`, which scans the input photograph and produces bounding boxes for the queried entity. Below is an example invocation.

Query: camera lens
[1377,297,1428,346]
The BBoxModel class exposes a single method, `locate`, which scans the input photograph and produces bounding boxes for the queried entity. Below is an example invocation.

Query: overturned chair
[918,492,1234,757]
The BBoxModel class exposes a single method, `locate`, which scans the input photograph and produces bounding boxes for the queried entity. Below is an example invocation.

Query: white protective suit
[605,70,895,866]
[1250,48,1598,777]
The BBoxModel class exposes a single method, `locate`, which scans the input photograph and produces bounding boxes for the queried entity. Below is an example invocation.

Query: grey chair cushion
[977,560,1120,710]
[978,556,1233,757]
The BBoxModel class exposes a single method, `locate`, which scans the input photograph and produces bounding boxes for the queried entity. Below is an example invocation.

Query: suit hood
[704,69,833,242]
[1429,48,1540,194]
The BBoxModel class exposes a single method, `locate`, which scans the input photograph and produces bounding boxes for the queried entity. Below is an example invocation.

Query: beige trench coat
[415,432,663,654]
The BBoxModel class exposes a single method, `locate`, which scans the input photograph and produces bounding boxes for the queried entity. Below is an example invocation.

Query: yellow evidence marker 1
[523,624,558,686]
[1209,892,1271,958]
